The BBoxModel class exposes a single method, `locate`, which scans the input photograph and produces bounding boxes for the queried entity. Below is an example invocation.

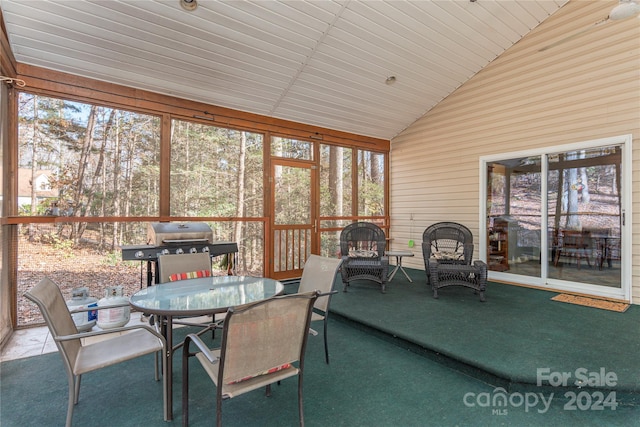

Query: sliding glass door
[487,156,542,278]
[546,146,622,288]
[482,135,631,300]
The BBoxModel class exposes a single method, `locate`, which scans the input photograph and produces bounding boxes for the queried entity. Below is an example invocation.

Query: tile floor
[1,312,151,362]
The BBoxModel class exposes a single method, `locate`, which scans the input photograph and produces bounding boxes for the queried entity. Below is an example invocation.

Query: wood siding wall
[389,1,640,301]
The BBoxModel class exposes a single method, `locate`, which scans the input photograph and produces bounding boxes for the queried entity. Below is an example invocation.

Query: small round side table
[386,250,415,283]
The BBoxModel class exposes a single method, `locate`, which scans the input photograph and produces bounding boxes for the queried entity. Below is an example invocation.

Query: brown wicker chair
[422,222,486,301]
[339,222,389,293]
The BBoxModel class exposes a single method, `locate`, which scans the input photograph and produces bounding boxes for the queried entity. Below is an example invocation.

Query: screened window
[17,93,160,218]
[320,144,352,218]
[357,150,385,216]
[271,136,313,160]
[170,120,264,217]
[12,92,389,324]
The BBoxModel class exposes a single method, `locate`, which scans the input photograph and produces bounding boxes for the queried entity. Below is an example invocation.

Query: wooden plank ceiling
[0,0,568,140]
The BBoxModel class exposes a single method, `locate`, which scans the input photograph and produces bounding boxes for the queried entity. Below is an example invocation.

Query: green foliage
[102,251,121,266]
[101,251,138,267]
[18,93,161,222]
[169,119,264,218]
[359,180,384,216]
[18,204,32,215]
[45,233,75,258]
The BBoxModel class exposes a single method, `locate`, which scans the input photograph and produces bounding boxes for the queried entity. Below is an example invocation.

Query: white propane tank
[97,286,130,329]
[66,287,98,332]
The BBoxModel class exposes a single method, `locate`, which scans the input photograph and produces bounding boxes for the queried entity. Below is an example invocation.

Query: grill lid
[147,222,213,245]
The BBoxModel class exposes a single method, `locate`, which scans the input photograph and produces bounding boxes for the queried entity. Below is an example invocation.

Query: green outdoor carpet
[3,269,640,426]
[2,319,640,427]
[331,267,640,396]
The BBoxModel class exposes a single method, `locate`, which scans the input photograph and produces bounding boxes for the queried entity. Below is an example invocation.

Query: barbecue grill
[147,222,213,245]
[121,222,238,285]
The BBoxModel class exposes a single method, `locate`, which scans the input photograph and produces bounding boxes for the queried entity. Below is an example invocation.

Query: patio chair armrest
[67,301,130,314]
[463,242,474,263]
[317,290,338,298]
[473,260,488,281]
[56,324,166,344]
[183,333,219,364]
[473,260,488,270]
[422,243,434,268]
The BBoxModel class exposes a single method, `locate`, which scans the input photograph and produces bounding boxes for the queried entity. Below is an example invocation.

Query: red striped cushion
[227,363,292,385]
[168,269,212,282]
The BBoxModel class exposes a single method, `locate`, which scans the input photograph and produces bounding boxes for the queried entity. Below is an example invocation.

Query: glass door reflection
[487,156,542,278]
[547,146,622,288]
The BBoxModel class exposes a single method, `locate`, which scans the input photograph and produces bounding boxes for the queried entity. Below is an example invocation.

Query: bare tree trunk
[579,167,590,203]
[565,165,581,230]
[74,105,97,210]
[371,152,381,184]
[554,167,563,232]
[85,108,114,247]
[123,134,136,247]
[28,96,40,240]
[614,148,622,229]
[111,115,121,249]
[69,105,98,242]
[234,132,247,272]
[99,126,107,246]
[182,123,190,213]
[359,151,366,215]
[329,146,343,216]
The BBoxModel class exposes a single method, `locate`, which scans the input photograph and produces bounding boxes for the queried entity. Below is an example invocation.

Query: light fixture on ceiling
[609,0,640,20]
[180,0,198,11]
[385,76,396,85]
[539,0,640,51]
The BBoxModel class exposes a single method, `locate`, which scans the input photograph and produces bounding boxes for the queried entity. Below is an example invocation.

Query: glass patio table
[130,276,284,420]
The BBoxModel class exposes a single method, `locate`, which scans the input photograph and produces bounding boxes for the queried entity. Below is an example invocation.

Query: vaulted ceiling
[0,0,569,140]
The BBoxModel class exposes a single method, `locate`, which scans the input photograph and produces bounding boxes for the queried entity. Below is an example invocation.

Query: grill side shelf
[120,242,238,261]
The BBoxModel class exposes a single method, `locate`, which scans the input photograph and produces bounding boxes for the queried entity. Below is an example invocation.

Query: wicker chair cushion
[431,249,464,261]
[168,269,212,282]
[348,249,378,258]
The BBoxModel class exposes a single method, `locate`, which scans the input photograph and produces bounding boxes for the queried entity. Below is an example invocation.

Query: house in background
[17,169,58,212]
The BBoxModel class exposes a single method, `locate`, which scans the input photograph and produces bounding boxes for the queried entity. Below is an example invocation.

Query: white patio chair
[297,254,343,364]
[23,277,167,427]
